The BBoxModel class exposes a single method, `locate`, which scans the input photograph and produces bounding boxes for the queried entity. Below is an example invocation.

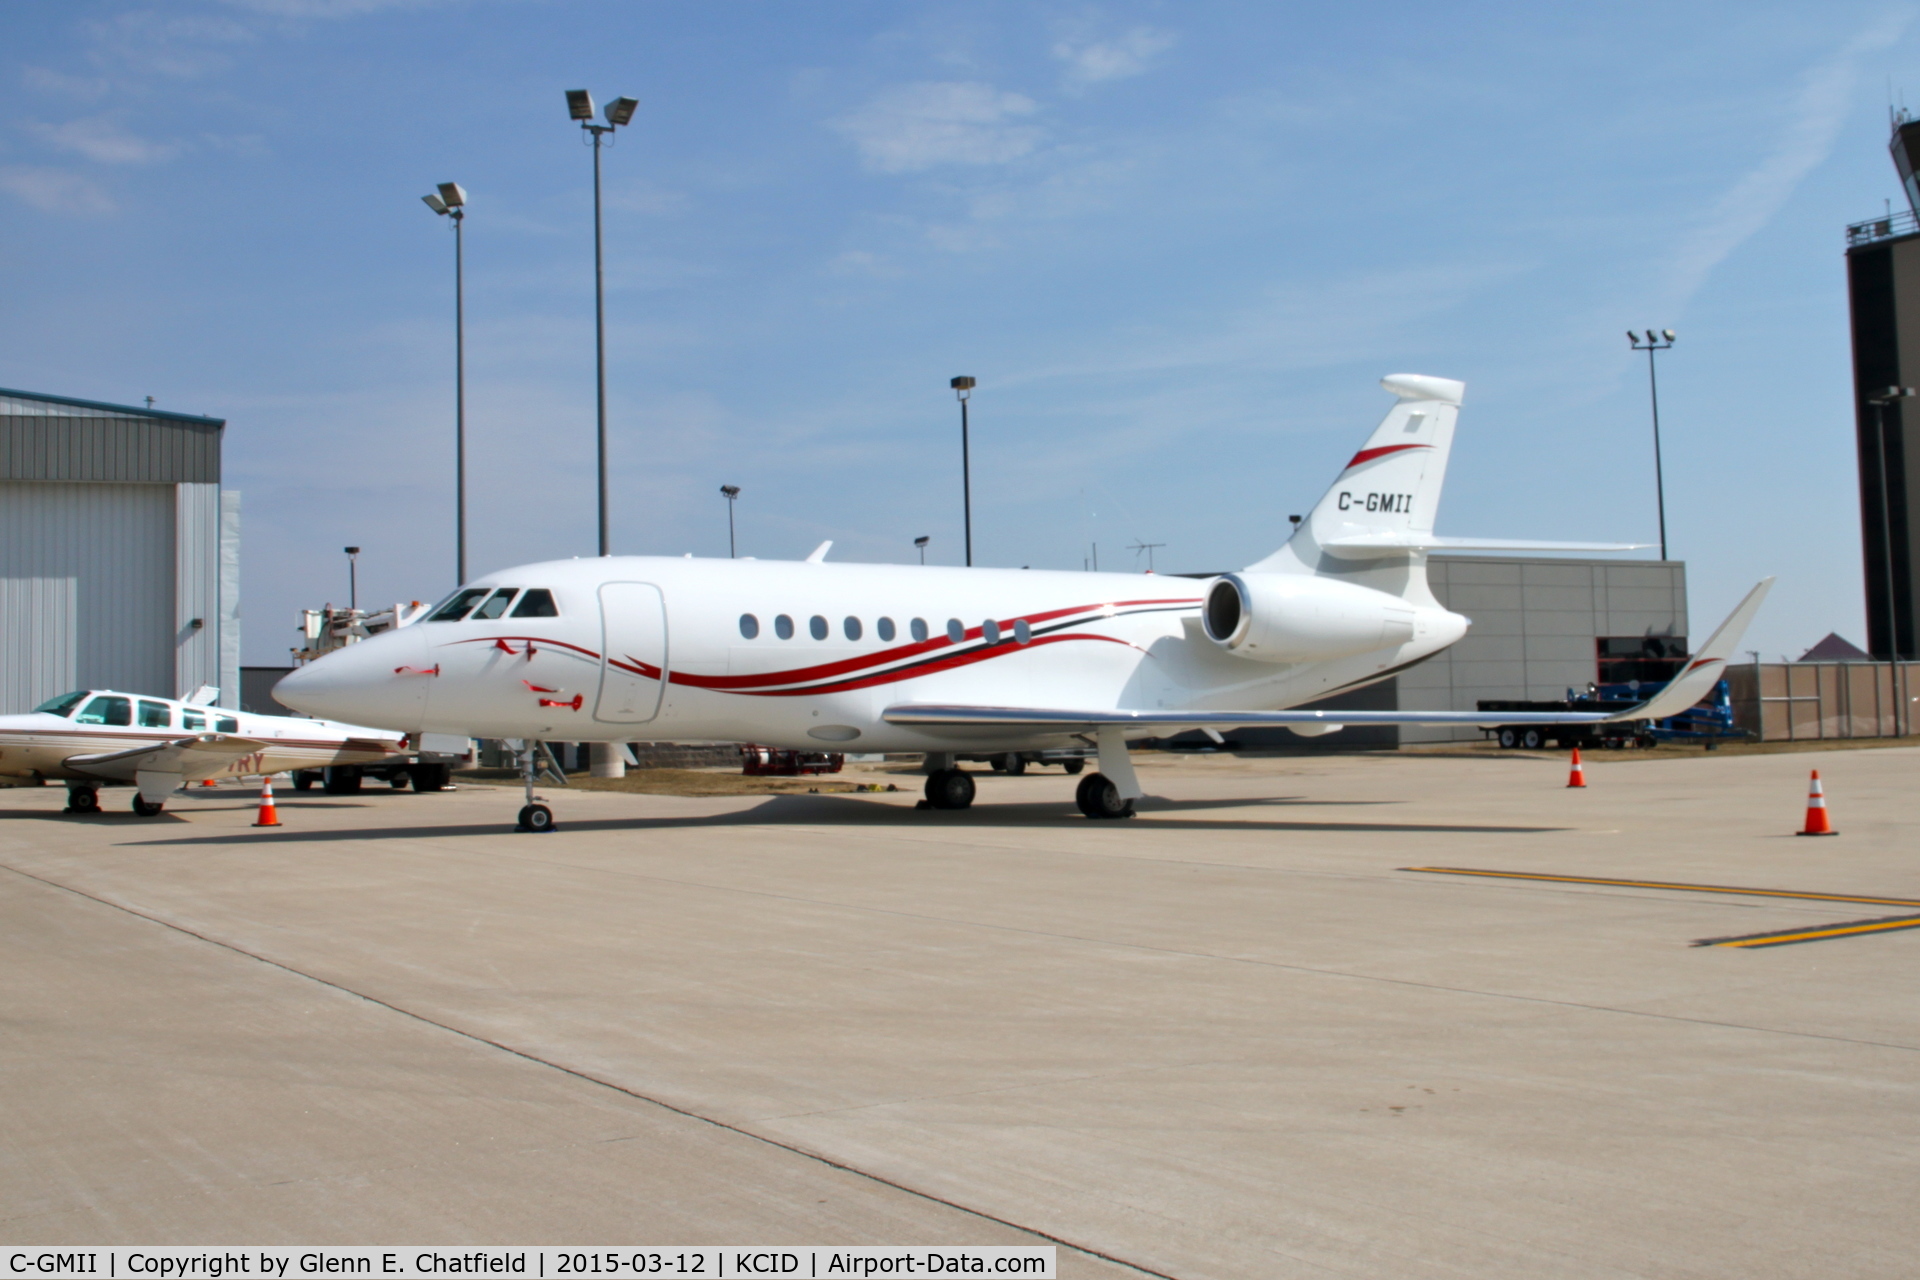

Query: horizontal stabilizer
[1319,533,1653,556]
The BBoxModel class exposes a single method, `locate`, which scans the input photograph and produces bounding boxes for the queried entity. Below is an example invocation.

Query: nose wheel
[517,803,555,833]
[514,742,558,833]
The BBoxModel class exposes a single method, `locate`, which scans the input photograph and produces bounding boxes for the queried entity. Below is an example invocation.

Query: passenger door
[595,582,668,723]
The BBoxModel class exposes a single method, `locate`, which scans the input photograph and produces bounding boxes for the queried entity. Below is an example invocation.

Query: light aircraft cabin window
[183,711,206,730]
[775,614,795,640]
[510,589,559,618]
[76,695,132,727]
[844,616,862,641]
[739,613,760,639]
[32,691,88,717]
[470,589,518,620]
[428,588,491,621]
[809,615,829,641]
[982,619,1001,644]
[137,700,172,728]
[1014,618,1031,645]
[216,717,239,733]
[946,619,965,643]
[911,618,929,642]
[877,617,896,642]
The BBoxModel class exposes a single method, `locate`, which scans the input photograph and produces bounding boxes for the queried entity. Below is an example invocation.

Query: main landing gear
[64,785,100,815]
[1075,772,1135,820]
[131,794,166,817]
[923,768,976,810]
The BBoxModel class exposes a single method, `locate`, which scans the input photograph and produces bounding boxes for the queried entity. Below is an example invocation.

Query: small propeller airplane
[277,374,1771,832]
[0,686,410,816]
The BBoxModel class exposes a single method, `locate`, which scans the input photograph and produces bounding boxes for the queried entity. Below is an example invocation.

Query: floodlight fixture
[914,534,930,565]
[437,182,467,209]
[1662,329,1676,342]
[720,484,740,498]
[566,89,595,120]
[422,192,448,214]
[606,96,638,127]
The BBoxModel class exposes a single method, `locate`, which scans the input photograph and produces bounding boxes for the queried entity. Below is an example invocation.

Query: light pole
[914,535,930,565]
[1627,329,1676,560]
[344,546,361,611]
[950,376,975,566]
[1868,385,1914,733]
[567,89,638,557]
[421,182,468,584]
[720,485,740,557]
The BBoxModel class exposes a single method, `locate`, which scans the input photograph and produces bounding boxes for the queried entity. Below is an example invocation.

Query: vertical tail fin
[1248,373,1463,602]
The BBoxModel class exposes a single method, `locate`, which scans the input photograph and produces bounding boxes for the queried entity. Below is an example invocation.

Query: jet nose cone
[275,629,431,731]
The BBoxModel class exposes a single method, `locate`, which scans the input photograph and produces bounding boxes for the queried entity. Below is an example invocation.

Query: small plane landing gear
[924,768,976,810]
[513,741,558,833]
[65,786,100,815]
[131,794,166,817]
[1075,772,1136,820]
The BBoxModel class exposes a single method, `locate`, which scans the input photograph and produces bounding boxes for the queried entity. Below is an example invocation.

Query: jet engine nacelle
[1202,572,1416,663]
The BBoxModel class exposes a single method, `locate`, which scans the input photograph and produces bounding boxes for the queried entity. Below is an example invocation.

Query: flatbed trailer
[1480,679,1748,750]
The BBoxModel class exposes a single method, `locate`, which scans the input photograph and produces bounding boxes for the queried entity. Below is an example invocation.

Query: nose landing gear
[514,741,557,833]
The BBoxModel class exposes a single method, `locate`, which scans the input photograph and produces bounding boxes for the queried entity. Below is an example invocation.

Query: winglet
[1607,578,1774,723]
[805,541,833,564]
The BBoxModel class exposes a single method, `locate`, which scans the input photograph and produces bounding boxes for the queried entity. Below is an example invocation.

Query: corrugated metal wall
[0,481,174,710]
[175,482,220,697]
[1,403,220,484]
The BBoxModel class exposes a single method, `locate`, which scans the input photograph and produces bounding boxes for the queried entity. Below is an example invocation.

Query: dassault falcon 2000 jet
[278,374,1771,832]
[0,687,409,815]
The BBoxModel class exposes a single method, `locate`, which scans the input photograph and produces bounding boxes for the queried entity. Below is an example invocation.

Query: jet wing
[64,734,274,783]
[883,579,1774,735]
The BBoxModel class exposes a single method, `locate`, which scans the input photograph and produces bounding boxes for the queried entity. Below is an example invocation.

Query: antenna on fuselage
[1127,540,1165,572]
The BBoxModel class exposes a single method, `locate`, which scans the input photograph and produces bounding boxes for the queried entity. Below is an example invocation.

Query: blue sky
[1,0,1913,665]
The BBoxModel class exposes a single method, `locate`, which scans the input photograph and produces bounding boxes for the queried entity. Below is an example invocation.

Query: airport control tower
[1843,114,1920,660]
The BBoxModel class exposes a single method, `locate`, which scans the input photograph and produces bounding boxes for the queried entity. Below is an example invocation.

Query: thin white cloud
[21,66,111,99]
[24,117,182,165]
[833,81,1042,173]
[85,12,255,79]
[1054,26,1175,88]
[1663,12,1911,306]
[0,166,115,214]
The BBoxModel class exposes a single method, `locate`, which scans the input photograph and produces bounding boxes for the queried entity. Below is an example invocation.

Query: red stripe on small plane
[1344,443,1432,469]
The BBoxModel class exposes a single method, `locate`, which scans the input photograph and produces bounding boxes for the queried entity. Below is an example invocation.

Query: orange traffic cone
[1567,746,1588,788]
[1796,769,1837,836]
[252,779,282,828]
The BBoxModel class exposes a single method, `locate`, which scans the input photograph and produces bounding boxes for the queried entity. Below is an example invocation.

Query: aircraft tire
[409,763,451,792]
[925,768,975,810]
[1002,754,1027,776]
[66,788,100,815]
[989,756,1007,772]
[292,771,318,791]
[1075,772,1136,820]
[322,767,363,795]
[1062,757,1085,775]
[388,772,411,790]
[132,795,165,817]
[516,803,557,833]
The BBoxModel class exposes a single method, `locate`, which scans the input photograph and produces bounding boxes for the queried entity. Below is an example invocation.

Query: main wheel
[1002,754,1027,776]
[409,763,451,792]
[292,771,317,792]
[131,795,165,817]
[65,788,100,814]
[1075,772,1136,820]
[1520,728,1544,751]
[1062,757,1086,775]
[516,803,557,833]
[924,768,976,810]
[989,755,1007,772]
[1497,728,1519,749]
[322,767,362,794]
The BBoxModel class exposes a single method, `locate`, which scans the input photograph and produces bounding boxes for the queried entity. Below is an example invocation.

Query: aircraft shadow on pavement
[119,791,1566,845]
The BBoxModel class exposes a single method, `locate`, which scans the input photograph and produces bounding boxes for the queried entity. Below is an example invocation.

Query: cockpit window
[427,587,491,622]
[470,589,518,620]
[510,588,559,618]
[137,700,172,728]
[75,695,132,726]
[32,691,88,717]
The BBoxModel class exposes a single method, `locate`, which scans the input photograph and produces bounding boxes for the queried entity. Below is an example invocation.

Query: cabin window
[982,619,1001,644]
[877,617,896,642]
[510,589,559,618]
[910,618,929,642]
[1014,618,1032,645]
[471,589,518,620]
[138,700,172,728]
[216,717,238,733]
[844,616,863,641]
[739,613,760,639]
[32,691,88,717]
[428,587,490,621]
[809,615,829,641]
[183,711,206,730]
[946,619,965,643]
[775,614,795,639]
[76,696,132,726]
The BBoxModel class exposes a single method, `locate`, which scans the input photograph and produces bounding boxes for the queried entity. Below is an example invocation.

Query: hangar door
[595,581,668,724]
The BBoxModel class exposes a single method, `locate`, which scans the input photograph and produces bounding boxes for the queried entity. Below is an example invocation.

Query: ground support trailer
[1480,679,1747,751]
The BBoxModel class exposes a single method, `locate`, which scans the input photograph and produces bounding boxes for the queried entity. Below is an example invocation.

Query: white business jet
[276,374,1770,831]
[0,687,409,815]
